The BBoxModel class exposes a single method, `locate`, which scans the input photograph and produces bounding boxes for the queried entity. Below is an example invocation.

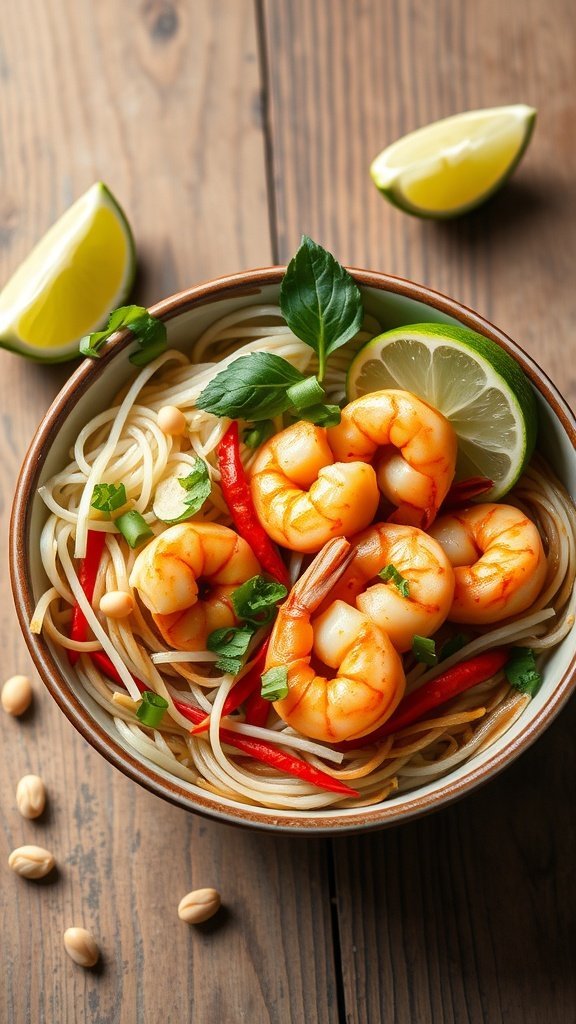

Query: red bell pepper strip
[68,530,107,666]
[217,422,290,587]
[243,689,271,728]
[343,648,509,748]
[190,637,270,734]
[90,650,357,797]
[443,476,493,509]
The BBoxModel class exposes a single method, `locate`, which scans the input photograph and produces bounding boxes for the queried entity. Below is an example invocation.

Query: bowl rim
[10,265,576,836]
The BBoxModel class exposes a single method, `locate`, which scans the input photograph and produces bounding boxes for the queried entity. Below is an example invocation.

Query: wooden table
[1,2,575,1021]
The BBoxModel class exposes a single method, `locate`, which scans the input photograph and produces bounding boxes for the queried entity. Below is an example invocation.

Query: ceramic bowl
[10,268,576,835]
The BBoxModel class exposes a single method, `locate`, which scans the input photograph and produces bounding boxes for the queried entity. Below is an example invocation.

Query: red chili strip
[68,530,107,666]
[443,476,493,509]
[90,650,357,797]
[190,637,271,734]
[217,422,291,586]
[343,649,510,748]
[243,690,271,728]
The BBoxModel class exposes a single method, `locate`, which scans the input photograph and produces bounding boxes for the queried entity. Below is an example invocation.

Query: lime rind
[346,322,538,500]
[0,182,136,363]
[370,105,537,219]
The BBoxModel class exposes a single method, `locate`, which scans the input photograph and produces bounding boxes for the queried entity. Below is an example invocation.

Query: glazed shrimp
[327,390,457,529]
[429,503,547,624]
[250,420,380,553]
[129,522,261,649]
[266,538,405,742]
[327,523,455,652]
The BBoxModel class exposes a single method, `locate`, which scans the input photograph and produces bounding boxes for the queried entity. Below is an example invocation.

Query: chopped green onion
[243,420,275,449]
[136,690,169,727]
[439,633,470,661]
[116,510,153,549]
[378,564,410,598]
[412,635,437,666]
[231,575,288,627]
[91,482,127,514]
[504,647,541,697]
[286,375,327,411]
[297,403,341,427]
[260,666,289,701]
[206,625,255,674]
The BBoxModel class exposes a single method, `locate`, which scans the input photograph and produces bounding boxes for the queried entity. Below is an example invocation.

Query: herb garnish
[91,482,127,514]
[196,237,363,424]
[206,626,255,675]
[260,666,290,702]
[230,575,288,627]
[177,458,212,518]
[80,305,167,365]
[378,563,410,598]
[412,635,438,666]
[504,647,541,697]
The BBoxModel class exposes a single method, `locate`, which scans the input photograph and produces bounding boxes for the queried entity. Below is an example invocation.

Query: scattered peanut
[16,775,46,819]
[178,887,221,924]
[99,590,134,619]
[158,405,187,436]
[8,845,55,879]
[1,674,33,716]
[63,927,100,968]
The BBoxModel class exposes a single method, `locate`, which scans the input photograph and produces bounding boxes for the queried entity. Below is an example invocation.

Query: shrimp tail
[287,538,355,615]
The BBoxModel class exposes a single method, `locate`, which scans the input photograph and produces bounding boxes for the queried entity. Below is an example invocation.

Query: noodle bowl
[11,269,576,833]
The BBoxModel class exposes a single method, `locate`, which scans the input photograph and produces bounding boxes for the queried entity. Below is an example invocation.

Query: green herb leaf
[280,235,363,380]
[231,575,288,627]
[297,403,342,427]
[177,457,211,517]
[505,647,541,697]
[439,633,470,661]
[206,625,255,675]
[196,352,306,421]
[412,635,437,666]
[80,305,167,362]
[260,666,289,702]
[378,563,410,598]
[136,691,169,728]
[91,482,127,514]
[116,510,153,549]
[243,420,275,449]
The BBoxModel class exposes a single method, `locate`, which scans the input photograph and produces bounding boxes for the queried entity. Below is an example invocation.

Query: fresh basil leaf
[178,458,211,516]
[505,647,541,697]
[280,235,363,379]
[297,403,341,427]
[243,420,275,449]
[261,666,289,701]
[231,575,288,626]
[206,625,255,675]
[80,305,167,362]
[412,635,437,666]
[378,563,410,598]
[91,482,127,514]
[196,352,306,421]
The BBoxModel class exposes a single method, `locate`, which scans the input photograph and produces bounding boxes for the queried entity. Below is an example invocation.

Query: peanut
[1,675,33,716]
[8,845,55,879]
[178,887,221,924]
[63,927,100,968]
[16,775,46,819]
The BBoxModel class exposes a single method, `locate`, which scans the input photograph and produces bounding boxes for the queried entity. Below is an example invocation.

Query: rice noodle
[33,303,576,811]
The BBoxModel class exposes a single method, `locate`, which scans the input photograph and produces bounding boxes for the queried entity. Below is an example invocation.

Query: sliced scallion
[412,635,437,666]
[136,691,169,727]
[116,510,153,549]
[260,666,289,701]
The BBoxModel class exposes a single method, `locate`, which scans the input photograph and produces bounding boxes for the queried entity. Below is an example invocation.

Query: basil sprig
[80,305,167,365]
[196,237,363,424]
[280,235,363,381]
[231,575,288,627]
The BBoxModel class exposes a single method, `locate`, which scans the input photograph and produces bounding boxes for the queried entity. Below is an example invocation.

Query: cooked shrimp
[266,538,405,742]
[327,390,457,529]
[429,503,547,624]
[129,522,260,649]
[250,420,380,553]
[327,523,455,652]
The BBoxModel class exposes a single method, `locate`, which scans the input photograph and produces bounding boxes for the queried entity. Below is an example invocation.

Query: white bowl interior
[27,281,576,827]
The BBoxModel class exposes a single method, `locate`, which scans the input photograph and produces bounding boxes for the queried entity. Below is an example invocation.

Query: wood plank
[0,3,337,1022]
[263,0,576,1021]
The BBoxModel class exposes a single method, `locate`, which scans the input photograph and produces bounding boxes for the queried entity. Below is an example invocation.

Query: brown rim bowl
[10,267,576,835]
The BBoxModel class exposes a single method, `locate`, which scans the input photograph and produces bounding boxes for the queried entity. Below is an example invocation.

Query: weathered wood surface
[1,0,575,1021]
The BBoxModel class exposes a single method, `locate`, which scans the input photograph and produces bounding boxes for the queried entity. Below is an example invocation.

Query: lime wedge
[346,323,538,499]
[0,182,135,362]
[370,105,536,218]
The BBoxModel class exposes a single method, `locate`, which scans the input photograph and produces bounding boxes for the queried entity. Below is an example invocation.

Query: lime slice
[346,323,538,499]
[370,105,536,218]
[0,182,135,362]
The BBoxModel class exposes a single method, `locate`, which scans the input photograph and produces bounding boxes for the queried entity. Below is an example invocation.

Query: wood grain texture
[263,1,576,1021]
[0,3,337,1022]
